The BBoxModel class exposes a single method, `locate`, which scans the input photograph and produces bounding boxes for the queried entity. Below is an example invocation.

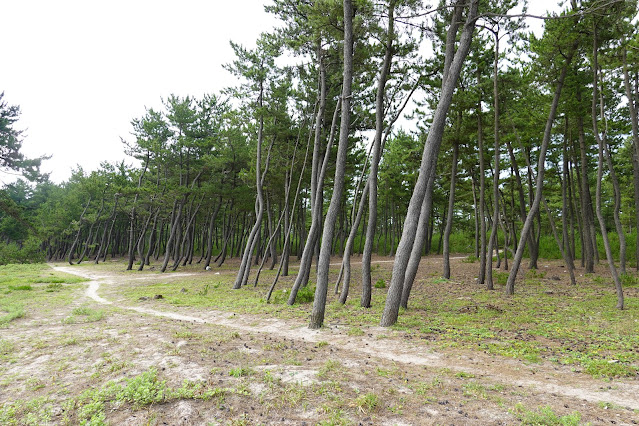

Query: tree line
[1,0,638,328]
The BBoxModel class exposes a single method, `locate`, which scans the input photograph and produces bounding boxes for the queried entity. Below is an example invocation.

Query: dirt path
[52,265,639,414]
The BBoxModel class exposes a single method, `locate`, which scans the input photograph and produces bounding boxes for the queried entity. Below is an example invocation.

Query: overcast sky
[1,0,558,184]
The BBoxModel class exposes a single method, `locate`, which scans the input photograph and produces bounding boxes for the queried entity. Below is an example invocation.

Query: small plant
[8,285,32,291]
[0,303,24,324]
[296,285,315,303]
[525,269,546,279]
[229,367,253,377]
[374,279,386,289]
[198,283,210,296]
[620,273,639,287]
[347,327,364,336]
[462,255,478,263]
[318,360,341,378]
[63,306,104,324]
[494,271,508,285]
[316,341,329,348]
[355,392,379,413]
[455,371,475,379]
[45,283,63,292]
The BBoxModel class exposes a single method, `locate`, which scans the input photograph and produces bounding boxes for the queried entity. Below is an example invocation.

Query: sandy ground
[1,255,638,425]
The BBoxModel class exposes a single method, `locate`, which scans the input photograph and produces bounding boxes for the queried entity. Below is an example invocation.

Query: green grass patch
[512,403,582,425]
[63,368,238,424]
[63,306,104,324]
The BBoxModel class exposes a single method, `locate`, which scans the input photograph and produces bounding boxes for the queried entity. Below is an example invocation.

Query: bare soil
[1,255,638,425]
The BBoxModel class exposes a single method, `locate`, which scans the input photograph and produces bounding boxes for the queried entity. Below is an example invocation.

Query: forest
[2,0,639,331]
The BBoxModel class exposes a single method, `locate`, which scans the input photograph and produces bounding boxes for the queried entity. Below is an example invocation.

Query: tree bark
[309,0,354,329]
[381,0,479,326]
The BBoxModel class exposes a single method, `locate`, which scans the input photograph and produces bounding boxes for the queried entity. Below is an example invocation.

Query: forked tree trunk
[381,0,479,326]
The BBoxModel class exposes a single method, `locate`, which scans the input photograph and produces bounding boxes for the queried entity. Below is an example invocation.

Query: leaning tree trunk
[592,33,624,309]
[309,0,354,329]
[233,84,271,289]
[77,196,105,265]
[288,44,328,303]
[381,0,479,326]
[505,40,576,295]
[288,96,340,304]
[361,0,395,309]
[161,197,186,272]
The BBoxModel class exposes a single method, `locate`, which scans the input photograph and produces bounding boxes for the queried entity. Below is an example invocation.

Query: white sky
[1,0,559,184]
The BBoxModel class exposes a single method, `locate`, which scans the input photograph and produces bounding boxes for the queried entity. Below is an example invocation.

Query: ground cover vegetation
[1,2,639,326]
[0,260,637,424]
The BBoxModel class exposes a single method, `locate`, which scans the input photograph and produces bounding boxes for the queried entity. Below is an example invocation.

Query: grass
[113,258,639,379]
[0,264,88,325]
[64,368,237,424]
[512,403,582,425]
[63,306,104,324]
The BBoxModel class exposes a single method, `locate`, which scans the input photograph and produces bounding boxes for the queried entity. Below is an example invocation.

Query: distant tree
[0,92,47,182]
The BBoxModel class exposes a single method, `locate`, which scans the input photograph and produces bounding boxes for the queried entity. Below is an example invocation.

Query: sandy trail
[52,265,639,412]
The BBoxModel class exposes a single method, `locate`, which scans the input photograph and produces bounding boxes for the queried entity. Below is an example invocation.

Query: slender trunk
[382,0,479,326]
[486,33,500,291]
[592,33,623,308]
[621,39,639,271]
[362,1,395,308]
[477,69,487,285]
[443,140,459,279]
[505,41,576,295]
[234,85,269,289]
[309,0,354,329]
[67,196,92,265]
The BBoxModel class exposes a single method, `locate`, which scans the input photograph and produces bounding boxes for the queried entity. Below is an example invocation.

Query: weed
[318,360,341,378]
[494,271,508,285]
[296,285,315,303]
[512,403,582,425]
[45,283,63,292]
[374,279,386,289]
[347,327,364,336]
[229,367,253,378]
[355,392,379,413]
[462,255,478,263]
[0,303,24,324]
[63,306,104,324]
[316,341,329,348]
[583,359,638,378]
[8,285,31,291]
[198,284,210,296]
[455,371,475,379]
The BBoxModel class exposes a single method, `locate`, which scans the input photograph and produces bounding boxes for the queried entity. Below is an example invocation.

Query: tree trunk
[381,0,479,326]
[505,40,576,295]
[443,140,459,279]
[309,0,354,329]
